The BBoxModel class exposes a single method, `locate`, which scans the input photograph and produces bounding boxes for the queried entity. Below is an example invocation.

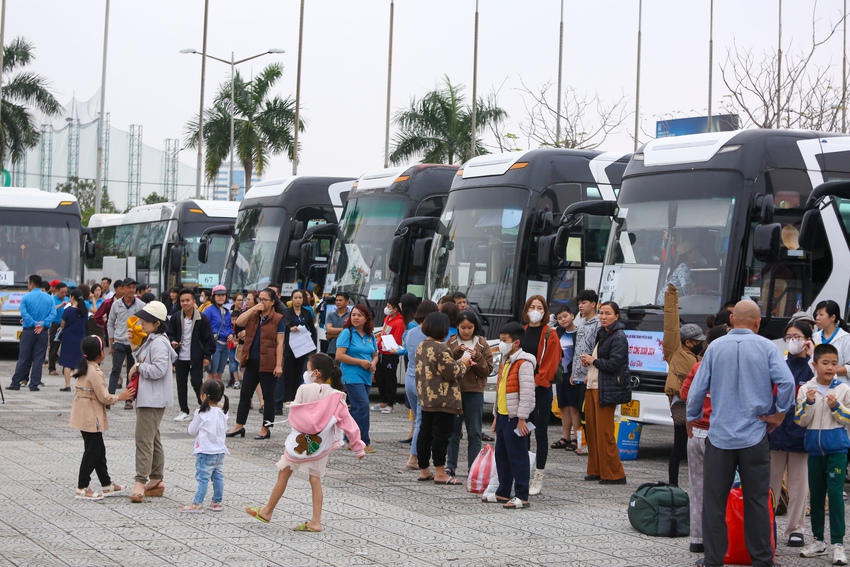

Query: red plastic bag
[724,487,775,565]
[466,444,495,494]
[126,372,140,400]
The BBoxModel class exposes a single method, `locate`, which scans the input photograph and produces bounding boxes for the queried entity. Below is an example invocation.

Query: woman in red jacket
[522,295,562,496]
[373,297,405,413]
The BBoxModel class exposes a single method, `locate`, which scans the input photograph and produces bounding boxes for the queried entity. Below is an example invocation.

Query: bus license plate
[17,331,22,340]
[620,401,640,418]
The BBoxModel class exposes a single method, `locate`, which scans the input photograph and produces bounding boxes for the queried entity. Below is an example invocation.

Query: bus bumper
[0,322,23,344]
[615,391,673,426]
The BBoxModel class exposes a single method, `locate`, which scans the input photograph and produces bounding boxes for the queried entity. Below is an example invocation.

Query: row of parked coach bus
[2,128,850,425]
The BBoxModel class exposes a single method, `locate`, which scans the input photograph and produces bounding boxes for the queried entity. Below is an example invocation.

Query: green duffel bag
[628,482,690,537]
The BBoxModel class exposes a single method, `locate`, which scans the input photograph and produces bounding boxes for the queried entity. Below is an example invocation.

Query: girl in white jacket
[181,380,230,513]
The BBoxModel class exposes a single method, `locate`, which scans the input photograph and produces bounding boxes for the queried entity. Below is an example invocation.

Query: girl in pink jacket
[245,353,365,531]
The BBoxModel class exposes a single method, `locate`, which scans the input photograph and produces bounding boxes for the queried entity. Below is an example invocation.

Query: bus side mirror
[293,221,306,240]
[753,223,782,262]
[799,209,820,252]
[754,195,775,224]
[565,236,583,263]
[412,237,432,271]
[197,239,209,264]
[171,244,185,272]
[388,235,406,274]
[536,234,558,273]
[299,242,312,278]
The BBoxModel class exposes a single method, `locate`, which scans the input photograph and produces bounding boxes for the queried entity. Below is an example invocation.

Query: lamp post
[95,0,109,212]
[181,47,284,200]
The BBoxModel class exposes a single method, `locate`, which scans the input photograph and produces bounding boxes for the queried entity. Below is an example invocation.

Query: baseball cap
[212,285,228,295]
[124,277,138,286]
[136,301,168,323]
[49,279,61,287]
[788,311,815,326]
[680,323,706,342]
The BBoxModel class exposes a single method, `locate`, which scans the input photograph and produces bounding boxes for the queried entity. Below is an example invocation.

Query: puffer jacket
[593,320,632,407]
[69,361,121,433]
[769,355,813,453]
[663,287,700,399]
[446,334,494,393]
[415,339,467,415]
[135,332,177,409]
[493,350,537,420]
[794,377,850,456]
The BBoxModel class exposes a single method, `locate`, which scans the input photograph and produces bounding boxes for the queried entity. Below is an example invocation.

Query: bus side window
[416,196,446,218]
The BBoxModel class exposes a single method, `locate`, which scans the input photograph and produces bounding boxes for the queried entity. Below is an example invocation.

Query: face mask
[689,342,703,355]
[498,341,514,356]
[527,310,544,324]
[787,338,805,356]
[384,307,393,316]
[303,370,317,384]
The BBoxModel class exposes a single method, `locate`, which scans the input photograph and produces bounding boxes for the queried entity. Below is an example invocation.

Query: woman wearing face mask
[373,297,405,414]
[813,300,850,383]
[580,301,630,485]
[768,320,815,548]
[662,283,706,487]
[280,290,317,410]
[521,295,562,496]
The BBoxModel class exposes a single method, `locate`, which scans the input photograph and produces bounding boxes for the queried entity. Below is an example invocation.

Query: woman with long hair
[60,289,90,392]
[401,300,440,470]
[228,288,285,440]
[335,304,377,453]
[227,292,244,389]
[86,284,105,339]
[280,289,317,408]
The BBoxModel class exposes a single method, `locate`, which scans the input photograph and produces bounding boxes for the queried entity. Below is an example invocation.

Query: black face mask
[689,342,703,355]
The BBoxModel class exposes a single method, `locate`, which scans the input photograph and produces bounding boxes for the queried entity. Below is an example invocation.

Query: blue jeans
[11,327,49,389]
[495,414,530,501]
[344,382,371,446]
[193,453,225,505]
[228,346,239,375]
[446,392,484,472]
[405,371,421,456]
[210,342,229,374]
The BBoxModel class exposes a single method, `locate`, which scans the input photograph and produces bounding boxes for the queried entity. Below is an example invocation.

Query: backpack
[628,482,690,537]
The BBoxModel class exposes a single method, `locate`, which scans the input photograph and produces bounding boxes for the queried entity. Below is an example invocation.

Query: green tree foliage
[55,177,118,225]
[1,38,62,166]
[143,192,168,205]
[390,76,507,165]
[184,63,303,193]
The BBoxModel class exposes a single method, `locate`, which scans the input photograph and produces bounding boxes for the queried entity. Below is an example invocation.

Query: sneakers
[370,404,386,412]
[529,469,544,495]
[380,406,394,414]
[173,412,191,422]
[834,544,848,565]
[801,540,829,557]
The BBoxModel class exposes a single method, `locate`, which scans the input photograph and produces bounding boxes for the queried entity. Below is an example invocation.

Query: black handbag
[599,370,632,406]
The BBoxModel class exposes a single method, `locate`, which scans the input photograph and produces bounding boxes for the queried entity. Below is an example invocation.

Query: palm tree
[0,37,62,166]
[390,76,507,165]
[185,62,303,193]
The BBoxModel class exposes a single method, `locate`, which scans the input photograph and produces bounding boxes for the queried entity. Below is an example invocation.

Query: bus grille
[631,372,667,393]
[0,315,19,326]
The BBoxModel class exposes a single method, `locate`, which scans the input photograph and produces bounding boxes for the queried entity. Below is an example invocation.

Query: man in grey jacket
[107,278,146,398]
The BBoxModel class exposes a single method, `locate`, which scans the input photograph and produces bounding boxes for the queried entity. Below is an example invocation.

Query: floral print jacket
[414,339,467,415]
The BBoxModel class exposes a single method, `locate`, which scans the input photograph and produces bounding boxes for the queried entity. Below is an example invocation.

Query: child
[246,353,365,531]
[795,343,850,565]
[572,290,600,455]
[551,305,580,451]
[484,322,536,509]
[69,335,135,500]
[181,380,230,513]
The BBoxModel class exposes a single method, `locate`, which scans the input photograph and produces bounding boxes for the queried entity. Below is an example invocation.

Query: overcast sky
[5,0,847,185]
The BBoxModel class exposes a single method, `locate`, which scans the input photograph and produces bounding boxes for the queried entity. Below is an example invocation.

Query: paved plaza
[0,348,837,567]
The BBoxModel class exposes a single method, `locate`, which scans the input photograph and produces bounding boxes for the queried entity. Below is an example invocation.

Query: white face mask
[384,307,393,316]
[498,341,514,356]
[527,310,544,324]
[787,338,805,356]
[303,370,317,384]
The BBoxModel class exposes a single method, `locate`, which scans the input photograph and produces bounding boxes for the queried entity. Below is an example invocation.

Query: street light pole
[777,0,782,129]
[555,0,564,148]
[292,0,305,175]
[707,0,714,133]
[633,0,642,151]
[95,0,109,212]
[229,51,235,200]
[0,0,6,176]
[383,0,394,169]
[196,0,209,199]
[470,0,479,160]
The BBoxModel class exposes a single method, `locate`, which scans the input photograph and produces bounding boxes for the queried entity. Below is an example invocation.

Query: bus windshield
[181,222,231,288]
[426,186,529,313]
[0,211,81,285]
[600,171,741,315]
[328,196,408,300]
[224,207,286,291]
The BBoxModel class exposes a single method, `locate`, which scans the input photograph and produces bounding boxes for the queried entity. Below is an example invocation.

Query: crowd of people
[7,272,850,562]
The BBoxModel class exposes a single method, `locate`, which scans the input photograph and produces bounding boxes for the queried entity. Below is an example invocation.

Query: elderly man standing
[686,300,794,567]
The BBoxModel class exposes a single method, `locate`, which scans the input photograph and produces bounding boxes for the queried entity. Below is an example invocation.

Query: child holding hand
[181,380,230,513]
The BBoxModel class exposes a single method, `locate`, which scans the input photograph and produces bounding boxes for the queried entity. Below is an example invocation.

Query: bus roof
[122,200,239,224]
[87,213,125,228]
[630,129,850,179]
[0,187,79,210]
[240,176,355,212]
[350,164,459,201]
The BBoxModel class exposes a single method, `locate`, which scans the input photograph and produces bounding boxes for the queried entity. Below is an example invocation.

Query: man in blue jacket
[687,300,794,567]
[9,275,55,391]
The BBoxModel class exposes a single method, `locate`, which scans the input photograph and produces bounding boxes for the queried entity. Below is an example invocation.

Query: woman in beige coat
[69,335,135,500]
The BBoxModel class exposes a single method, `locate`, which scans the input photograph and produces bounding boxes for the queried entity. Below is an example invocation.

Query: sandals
[207,502,223,512]
[482,434,494,442]
[180,504,204,514]
[551,437,571,449]
[481,493,509,503]
[124,401,134,410]
[565,440,578,452]
[293,522,321,532]
[145,480,165,497]
[100,483,126,497]
[417,474,435,482]
[75,487,104,501]
[434,477,463,485]
[130,492,145,503]
[245,506,270,523]
[503,497,530,509]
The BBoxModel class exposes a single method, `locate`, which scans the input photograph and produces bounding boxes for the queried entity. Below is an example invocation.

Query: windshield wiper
[622,304,663,315]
